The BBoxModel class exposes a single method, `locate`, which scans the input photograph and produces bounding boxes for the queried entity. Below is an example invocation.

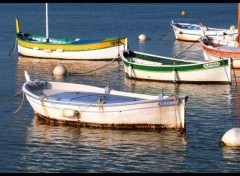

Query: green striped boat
[120,50,232,84]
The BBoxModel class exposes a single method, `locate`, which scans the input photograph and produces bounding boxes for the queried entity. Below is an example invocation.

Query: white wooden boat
[199,3,240,68]
[22,71,189,131]
[15,4,128,60]
[120,50,232,84]
[171,20,238,42]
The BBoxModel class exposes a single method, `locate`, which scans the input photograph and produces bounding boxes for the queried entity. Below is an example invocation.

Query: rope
[9,40,17,56]
[0,90,22,106]
[68,55,120,76]
[172,37,201,58]
[162,26,173,41]
[13,91,25,115]
[232,62,238,91]
[174,95,185,135]
[220,57,231,84]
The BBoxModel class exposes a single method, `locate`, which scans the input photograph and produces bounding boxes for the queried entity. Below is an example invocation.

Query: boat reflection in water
[18,115,187,172]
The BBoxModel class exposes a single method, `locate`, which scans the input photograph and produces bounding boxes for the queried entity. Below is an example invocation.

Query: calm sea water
[0,3,240,173]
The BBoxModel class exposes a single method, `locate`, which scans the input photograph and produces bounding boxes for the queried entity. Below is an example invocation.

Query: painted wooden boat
[15,4,128,60]
[22,71,189,131]
[171,20,238,42]
[16,19,128,60]
[199,3,240,69]
[120,50,232,84]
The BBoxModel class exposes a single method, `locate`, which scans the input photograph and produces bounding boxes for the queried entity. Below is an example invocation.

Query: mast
[46,3,49,42]
[238,3,240,48]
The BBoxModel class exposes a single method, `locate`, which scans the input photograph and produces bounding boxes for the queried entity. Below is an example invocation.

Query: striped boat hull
[121,50,232,83]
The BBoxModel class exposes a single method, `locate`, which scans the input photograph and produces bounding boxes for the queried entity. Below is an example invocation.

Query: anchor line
[173,37,201,59]
[13,91,25,115]
[9,40,17,56]
[68,55,119,76]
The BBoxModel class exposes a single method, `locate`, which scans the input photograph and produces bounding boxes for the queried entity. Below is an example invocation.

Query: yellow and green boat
[16,18,128,60]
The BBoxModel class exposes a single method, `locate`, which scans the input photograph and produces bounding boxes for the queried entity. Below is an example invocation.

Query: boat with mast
[15,3,128,60]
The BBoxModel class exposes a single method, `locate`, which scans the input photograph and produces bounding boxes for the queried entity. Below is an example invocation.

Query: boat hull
[22,81,188,131]
[199,39,240,68]
[121,50,232,83]
[17,38,127,60]
[171,22,238,42]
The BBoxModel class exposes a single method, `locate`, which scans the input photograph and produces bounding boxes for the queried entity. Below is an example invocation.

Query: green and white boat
[120,50,232,84]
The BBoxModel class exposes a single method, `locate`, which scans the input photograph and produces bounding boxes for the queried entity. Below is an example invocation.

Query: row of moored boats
[17,4,240,133]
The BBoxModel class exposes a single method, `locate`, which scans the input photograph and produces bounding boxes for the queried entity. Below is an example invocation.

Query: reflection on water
[17,56,126,90]
[222,146,240,159]
[17,116,187,172]
[138,40,148,52]
[3,3,240,172]
[15,55,240,172]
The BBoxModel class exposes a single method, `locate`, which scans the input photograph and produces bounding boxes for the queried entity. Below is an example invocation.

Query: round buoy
[138,34,148,41]
[181,11,186,16]
[230,25,236,30]
[221,128,240,147]
[52,65,68,76]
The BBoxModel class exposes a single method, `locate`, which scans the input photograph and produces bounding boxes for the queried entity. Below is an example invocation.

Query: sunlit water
[0,3,240,173]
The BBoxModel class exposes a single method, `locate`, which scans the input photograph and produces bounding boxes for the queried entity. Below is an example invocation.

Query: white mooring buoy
[138,34,148,41]
[230,25,236,30]
[52,65,68,76]
[221,128,240,147]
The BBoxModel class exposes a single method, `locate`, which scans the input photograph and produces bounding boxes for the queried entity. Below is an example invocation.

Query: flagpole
[46,3,49,42]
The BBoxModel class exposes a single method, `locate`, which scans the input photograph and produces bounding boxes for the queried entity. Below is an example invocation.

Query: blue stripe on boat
[71,39,103,44]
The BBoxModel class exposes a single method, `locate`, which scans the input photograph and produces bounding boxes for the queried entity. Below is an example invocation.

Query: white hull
[18,45,125,60]
[22,79,188,130]
[171,22,238,42]
[124,63,231,83]
[173,29,237,42]
[121,50,232,83]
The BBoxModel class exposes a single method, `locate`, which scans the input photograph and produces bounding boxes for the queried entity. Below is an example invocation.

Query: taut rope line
[0,90,22,106]
[68,55,120,76]
[173,37,201,58]
[9,40,17,56]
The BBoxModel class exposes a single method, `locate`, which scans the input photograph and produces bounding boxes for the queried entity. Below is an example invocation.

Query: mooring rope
[174,95,185,135]
[172,38,201,58]
[9,40,17,56]
[156,24,173,41]
[13,91,25,115]
[232,63,238,91]
[162,25,173,41]
[0,90,22,106]
[220,57,232,84]
[68,55,120,76]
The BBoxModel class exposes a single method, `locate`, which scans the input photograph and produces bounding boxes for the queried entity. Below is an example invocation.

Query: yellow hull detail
[17,38,126,51]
